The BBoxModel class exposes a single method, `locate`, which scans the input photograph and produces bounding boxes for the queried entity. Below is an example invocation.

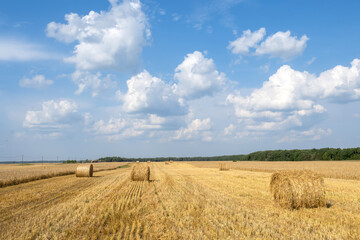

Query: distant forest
[98,147,360,162]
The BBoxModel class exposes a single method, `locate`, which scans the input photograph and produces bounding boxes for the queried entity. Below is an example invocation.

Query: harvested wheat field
[0,162,359,239]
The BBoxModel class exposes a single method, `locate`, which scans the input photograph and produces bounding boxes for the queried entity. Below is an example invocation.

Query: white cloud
[19,75,53,88]
[224,124,236,136]
[46,0,150,71]
[255,30,309,59]
[277,128,332,143]
[71,71,117,97]
[228,28,308,60]
[172,13,181,21]
[227,28,265,54]
[23,100,80,129]
[174,118,212,141]
[227,59,360,132]
[92,117,127,135]
[117,70,187,116]
[174,51,226,99]
[0,38,52,61]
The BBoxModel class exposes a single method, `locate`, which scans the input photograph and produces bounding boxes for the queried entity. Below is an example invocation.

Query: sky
[0,0,360,161]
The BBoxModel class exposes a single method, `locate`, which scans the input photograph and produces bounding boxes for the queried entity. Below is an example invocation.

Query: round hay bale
[170,160,173,163]
[219,163,229,171]
[131,165,150,181]
[136,161,140,164]
[270,170,326,209]
[147,161,151,163]
[165,161,170,165]
[76,164,93,177]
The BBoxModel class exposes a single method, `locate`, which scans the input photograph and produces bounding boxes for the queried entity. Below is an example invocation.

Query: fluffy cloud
[23,100,80,129]
[91,117,127,135]
[255,31,309,59]
[228,28,308,60]
[19,75,53,88]
[117,70,187,116]
[174,118,212,141]
[46,0,150,71]
[227,59,360,131]
[71,71,117,97]
[0,39,51,61]
[227,28,266,54]
[174,51,226,99]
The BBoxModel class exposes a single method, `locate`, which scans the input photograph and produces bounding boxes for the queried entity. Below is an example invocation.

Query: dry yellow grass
[219,163,230,171]
[130,164,150,181]
[75,164,93,177]
[189,160,360,180]
[0,162,127,187]
[270,170,326,209]
[0,162,359,239]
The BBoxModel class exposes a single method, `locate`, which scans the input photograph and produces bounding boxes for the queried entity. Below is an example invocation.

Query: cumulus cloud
[227,59,360,131]
[174,51,226,99]
[255,31,309,59]
[71,71,117,97]
[0,38,52,61]
[227,28,265,54]
[46,0,150,71]
[23,100,80,129]
[19,75,53,88]
[117,70,187,116]
[228,28,308,60]
[174,118,212,141]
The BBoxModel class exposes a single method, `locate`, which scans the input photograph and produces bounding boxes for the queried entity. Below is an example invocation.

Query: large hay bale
[270,170,326,209]
[147,161,151,163]
[219,163,229,171]
[131,165,150,181]
[165,161,170,165]
[76,164,93,177]
[170,160,173,163]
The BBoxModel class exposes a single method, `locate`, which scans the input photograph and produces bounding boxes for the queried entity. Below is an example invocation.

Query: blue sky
[1,0,360,161]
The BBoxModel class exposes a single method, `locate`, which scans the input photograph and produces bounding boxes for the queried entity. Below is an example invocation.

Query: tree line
[97,147,360,162]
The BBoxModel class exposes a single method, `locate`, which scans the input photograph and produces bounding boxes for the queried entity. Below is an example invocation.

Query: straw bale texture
[219,163,229,171]
[131,165,150,181]
[76,164,93,177]
[270,170,326,209]
[165,162,170,165]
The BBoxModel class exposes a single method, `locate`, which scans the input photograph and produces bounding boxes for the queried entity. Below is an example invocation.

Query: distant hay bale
[90,160,94,163]
[136,161,140,164]
[219,163,229,171]
[170,160,173,163]
[76,164,93,177]
[147,161,151,163]
[131,165,150,181]
[270,170,326,209]
[165,161,170,165]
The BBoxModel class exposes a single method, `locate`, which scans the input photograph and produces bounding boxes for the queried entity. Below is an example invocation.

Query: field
[0,162,126,187]
[0,161,359,239]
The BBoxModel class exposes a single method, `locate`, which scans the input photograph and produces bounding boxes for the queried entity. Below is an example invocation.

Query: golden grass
[130,164,150,181]
[270,170,326,209]
[0,162,359,239]
[219,163,229,171]
[0,162,127,188]
[189,160,360,180]
[75,164,93,177]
